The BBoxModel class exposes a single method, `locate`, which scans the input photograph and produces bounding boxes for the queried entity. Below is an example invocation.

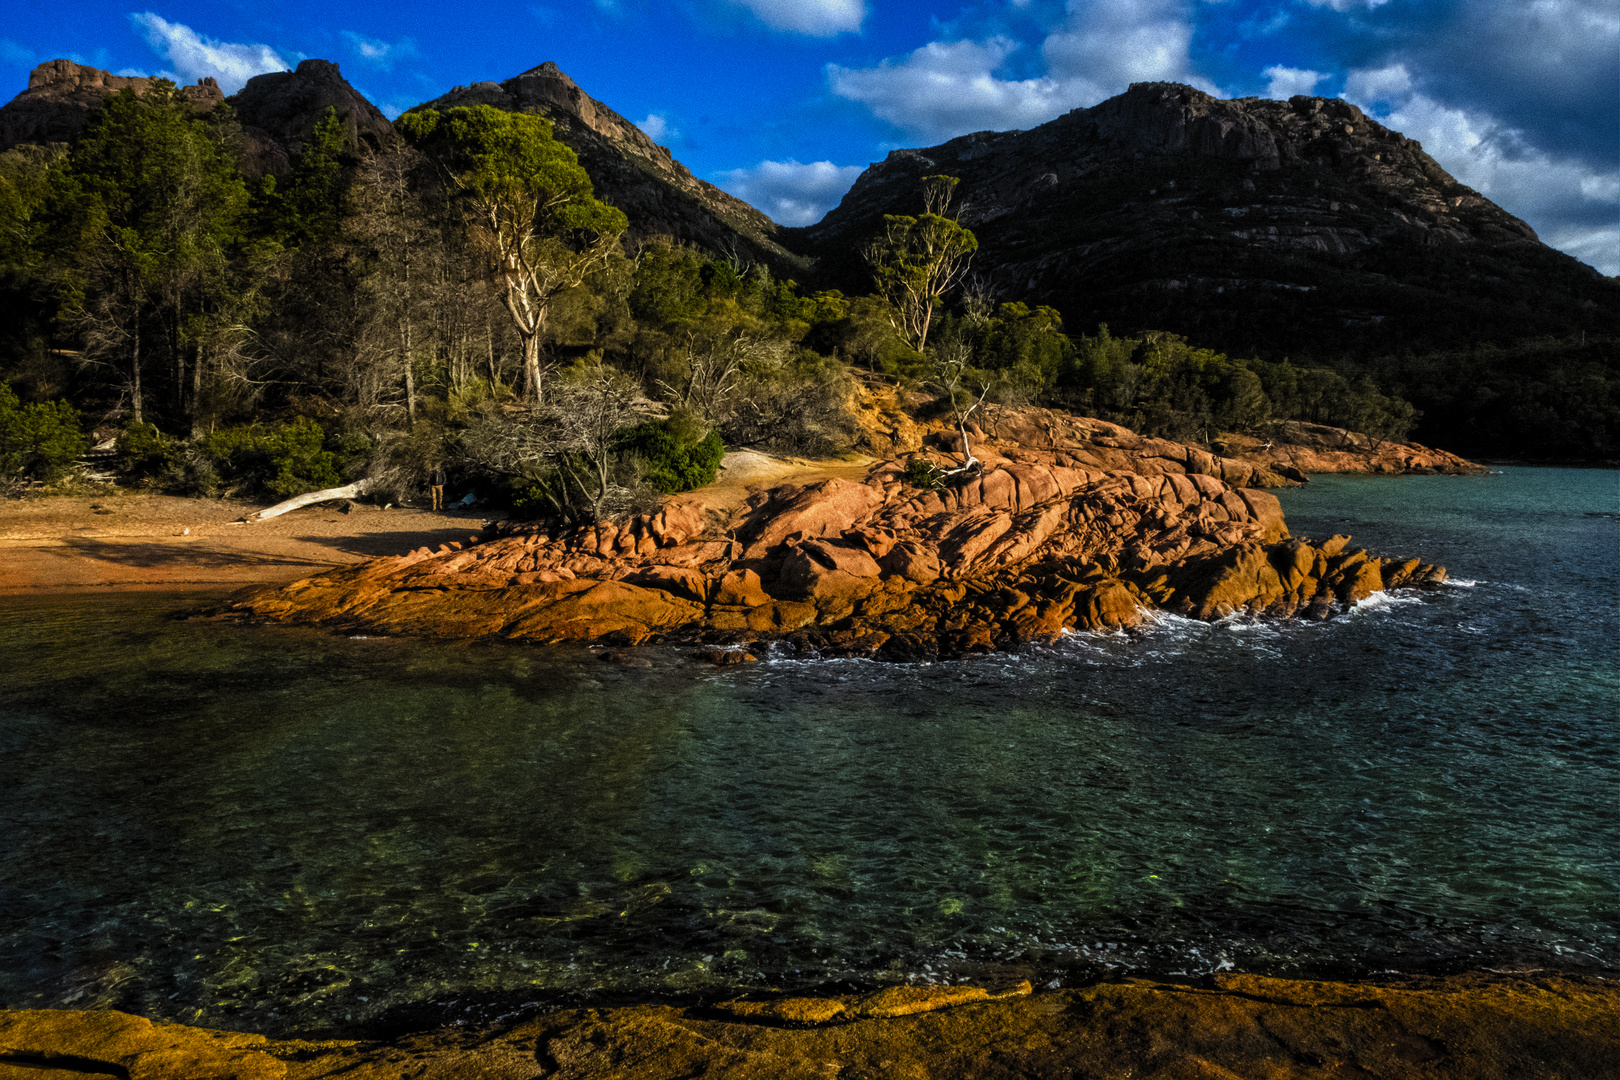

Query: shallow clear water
[1,467,1615,1037]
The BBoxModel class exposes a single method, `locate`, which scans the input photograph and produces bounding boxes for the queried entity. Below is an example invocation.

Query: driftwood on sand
[240,480,373,523]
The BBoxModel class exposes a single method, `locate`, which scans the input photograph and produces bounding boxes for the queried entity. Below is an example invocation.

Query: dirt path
[0,452,873,594]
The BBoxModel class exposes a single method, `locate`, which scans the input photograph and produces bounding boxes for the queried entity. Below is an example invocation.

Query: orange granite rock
[223,414,1448,658]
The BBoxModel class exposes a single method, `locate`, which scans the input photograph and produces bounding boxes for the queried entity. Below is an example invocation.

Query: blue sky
[3,1,1615,272]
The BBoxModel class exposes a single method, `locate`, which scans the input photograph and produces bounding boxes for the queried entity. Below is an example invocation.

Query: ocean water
[0,466,1614,1037]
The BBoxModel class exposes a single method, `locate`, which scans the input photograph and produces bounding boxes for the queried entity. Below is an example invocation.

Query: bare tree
[929,335,990,472]
[655,331,791,427]
[350,148,439,428]
[462,361,650,522]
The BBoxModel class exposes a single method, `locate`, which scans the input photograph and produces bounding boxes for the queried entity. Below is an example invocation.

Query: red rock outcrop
[1220,420,1485,477]
[227,416,1445,659]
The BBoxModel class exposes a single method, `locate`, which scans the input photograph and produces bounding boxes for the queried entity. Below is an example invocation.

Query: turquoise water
[0,466,1615,1037]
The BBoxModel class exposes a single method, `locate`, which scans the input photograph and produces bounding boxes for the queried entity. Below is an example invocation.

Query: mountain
[0,57,390,179]
[409,63,805,273]
[1,58,800,271]
[792,82,1618,360]
[0,59,222,150]
[228,59,396,177]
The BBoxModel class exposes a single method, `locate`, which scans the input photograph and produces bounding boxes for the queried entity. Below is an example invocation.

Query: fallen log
[241,479,373,523]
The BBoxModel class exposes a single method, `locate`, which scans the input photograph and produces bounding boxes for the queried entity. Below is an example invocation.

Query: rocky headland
[2,972,1616,1078]
[226,407,1453,659]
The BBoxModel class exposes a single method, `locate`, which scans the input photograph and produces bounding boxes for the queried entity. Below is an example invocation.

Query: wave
[1350,590,1426,615]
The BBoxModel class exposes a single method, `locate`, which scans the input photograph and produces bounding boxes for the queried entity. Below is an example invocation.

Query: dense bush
[0,380,86,485]
[1051,328,1416,445]
[114,421,175,480]
[196,417,343,498]
[619,414,724,493]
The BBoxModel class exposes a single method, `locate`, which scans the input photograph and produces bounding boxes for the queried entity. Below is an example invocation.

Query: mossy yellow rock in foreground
[3,973,1616,1079]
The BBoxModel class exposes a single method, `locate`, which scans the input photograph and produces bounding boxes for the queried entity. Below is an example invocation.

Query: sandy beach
[0,492,492,594]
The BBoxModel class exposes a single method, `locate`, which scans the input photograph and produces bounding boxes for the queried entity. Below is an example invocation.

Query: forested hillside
[0,62,1612,513]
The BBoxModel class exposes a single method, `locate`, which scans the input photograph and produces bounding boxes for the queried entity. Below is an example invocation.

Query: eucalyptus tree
[397,105,627,403]
[862,174,977,354]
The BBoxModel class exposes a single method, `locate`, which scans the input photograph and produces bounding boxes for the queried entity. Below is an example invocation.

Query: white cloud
[1344,63,1619,274]
[341,31,417,71]
[829,0,1218,142]
[717,159,865,226]
[829,38,1066,143]
[1042,0,1214,98]
[129,12,287,94]
[732,0,865,37]
[636,113,670,141]
[1263,65,1327,100]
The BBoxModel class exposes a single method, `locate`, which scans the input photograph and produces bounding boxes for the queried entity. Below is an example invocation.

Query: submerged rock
[225,409,1447,658]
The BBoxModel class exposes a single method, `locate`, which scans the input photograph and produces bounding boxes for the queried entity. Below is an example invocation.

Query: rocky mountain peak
[0,59,223,150]
[228,58,396,175]
[412,63,804,271]
[796,80,1608,358]
[424,60,661,161]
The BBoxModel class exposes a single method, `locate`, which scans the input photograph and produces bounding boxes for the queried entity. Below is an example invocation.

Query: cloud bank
[1343,63,1619,275]
[130,12,287,93]
[1263,65,1327,100]
[829,0,1217,143]
[636,113,671,142]
[718,159,864,227]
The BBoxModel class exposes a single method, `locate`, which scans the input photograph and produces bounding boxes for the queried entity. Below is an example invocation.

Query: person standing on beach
[429,464,446,511]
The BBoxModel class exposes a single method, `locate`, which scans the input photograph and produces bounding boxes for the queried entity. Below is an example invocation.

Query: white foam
[1442,578,1481,588]
[1350,590,1425,614]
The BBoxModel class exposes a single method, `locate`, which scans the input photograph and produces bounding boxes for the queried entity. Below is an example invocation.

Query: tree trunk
[520,331,543,404]
[486,317,498,392]
[190,339,203,437]
[401,316,416,430]
[242,479,374,523]
[130,312,143,425]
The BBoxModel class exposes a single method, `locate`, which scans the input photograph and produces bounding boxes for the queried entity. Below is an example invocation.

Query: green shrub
[619,414,724,494]
[114,422,175,479]
[198,417,342,498]
[902,455,945,491]
[0,380,86,484]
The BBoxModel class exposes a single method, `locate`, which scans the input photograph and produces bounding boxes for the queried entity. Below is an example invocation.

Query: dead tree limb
[241,479,374,523]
